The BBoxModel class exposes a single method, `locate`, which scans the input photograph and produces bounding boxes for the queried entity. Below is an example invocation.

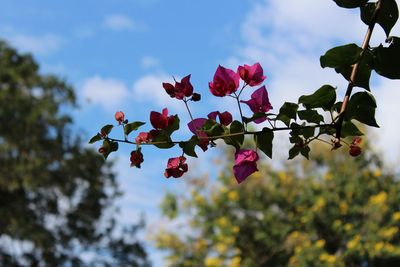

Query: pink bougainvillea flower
[240,86,272,123]
[135,132,151,144]
[164,156,188,178]
[130,150,144,168]
[349,137,362,157]
[150,108,174,129]
[187,118,210,151]
[209,65,240,97]
[115,111,125,124]
[238,63,266,86]
[163,75,194,100]
[207,111,233,126]
[233,149,259,184]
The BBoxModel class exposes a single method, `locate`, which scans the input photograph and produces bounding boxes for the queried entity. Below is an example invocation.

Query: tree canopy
[0,40,149,267]
[156,141,400,267]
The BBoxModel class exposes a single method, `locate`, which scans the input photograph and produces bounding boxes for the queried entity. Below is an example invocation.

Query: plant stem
[184,99,194,121]
[336,0,383,140]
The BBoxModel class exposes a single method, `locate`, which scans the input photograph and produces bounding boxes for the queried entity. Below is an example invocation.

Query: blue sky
[1,0,400,265]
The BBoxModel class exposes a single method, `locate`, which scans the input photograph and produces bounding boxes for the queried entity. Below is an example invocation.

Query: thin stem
[336,0,383,140]
[233,92,245,127]
[184,99,194,121]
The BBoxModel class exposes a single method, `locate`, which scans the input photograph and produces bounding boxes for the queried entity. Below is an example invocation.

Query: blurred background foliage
[0,40,149,267]
[156,139,400,267]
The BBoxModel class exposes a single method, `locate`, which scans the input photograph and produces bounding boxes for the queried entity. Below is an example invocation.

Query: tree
[156,141,400,267]
[0,40,150,267]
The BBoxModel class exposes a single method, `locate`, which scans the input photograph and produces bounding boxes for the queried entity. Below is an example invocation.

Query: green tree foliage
[0,40,150,267]
[156,142,400,267]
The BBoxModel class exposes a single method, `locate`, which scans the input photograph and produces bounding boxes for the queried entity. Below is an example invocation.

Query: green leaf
[298,85,336,111]
[254,128,274,159]
[298,110,324,124]
[124,121,145,136]
[153,133,175,149]
[300,146,311,160]
[224,120,244,150]
[276,102,298,126]
[101,124,113,135]
[333,0,368,8]
[242,112,267,124]
[179,137,198,158]
[101,140,118,159]
[89,133,102,144]
[320,44,362,68]
[290,123,315,139]
[203,120,225,137]
[288,145,301,160]
[372,37,400,79]
[336,52,373,90]
[341,121,364,138]
[346,91,379,127]
[165,115,180,135]
[361,0,398,37]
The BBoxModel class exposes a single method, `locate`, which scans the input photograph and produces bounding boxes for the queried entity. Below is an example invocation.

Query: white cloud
[8,34,63,56]
[132,73,181,110]
[81,76,129,110]
[141,56,160,69]
[104,14,135,32]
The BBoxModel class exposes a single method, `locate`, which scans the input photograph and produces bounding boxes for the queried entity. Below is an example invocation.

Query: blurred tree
[0,40,150,267]
[156,140,400,267]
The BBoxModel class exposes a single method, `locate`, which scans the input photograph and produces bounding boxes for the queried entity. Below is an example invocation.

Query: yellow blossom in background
[339,201,349,215]
[374,242,385,253]
[369,191,388,205]
[347,235,361,250]
[374,169,382,177]
[232,226,240,234]
[312,197,326,212]
[316,239,326,248]
[392,212,400,221]
[229,256,241,267]
[379,227,398,239]
[216,217,230,228]
[344,223,353,232]
[319,253,336,263]
[227,191,239,201]
[204,257,223,267]
[324,172,333,181]
[215,242,229,254]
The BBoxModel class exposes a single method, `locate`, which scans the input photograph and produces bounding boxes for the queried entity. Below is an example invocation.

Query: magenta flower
[163,74,194,100]
[240,86,272,123]
[164,156,188,178]
[150,108,175,129]
[209,65,240,97]
[130,150,144,168]
[238,63,266,86]
[233,149,259,184]
[135,132,151,144]
[207,111,233,126]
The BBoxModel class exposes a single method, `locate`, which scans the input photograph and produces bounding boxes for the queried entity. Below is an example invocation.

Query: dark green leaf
[333,0,368,8]
[320,44,362,68]
[336,52,373,90]
[288,145,301,160]
[300,146,311,160]
[224,120,244,150]
[165,115,180,135]
[89,133,102,144]
[254,128,274,159]
[290,123,315,139]
[101,124,113,135]
[102,140,119,159]
[124,121,145,136]
[341,121,364,138]
[276,102,298,126]
[242,112,267,124]
[179,137,198,158]
[153,133,175,149]
[361,0,398,37]
[372,37,400,79]
[298,85,336,111]
[298,110,324,124]
[346,91,379,127]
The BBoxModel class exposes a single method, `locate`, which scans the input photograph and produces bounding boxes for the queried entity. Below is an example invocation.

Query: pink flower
[209,65,240,97]
[163,75,194,100]
[115,111,125,124]
[135,132,151,144]
[150,108,175,129]
[238,63,266,86]
[207,111,233,126]
[349,137,362,157]
[187,118,210,152]
[130,150,144,168]
[233,149,259,184]
[164,156,188,178]
[240,86,272,123]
